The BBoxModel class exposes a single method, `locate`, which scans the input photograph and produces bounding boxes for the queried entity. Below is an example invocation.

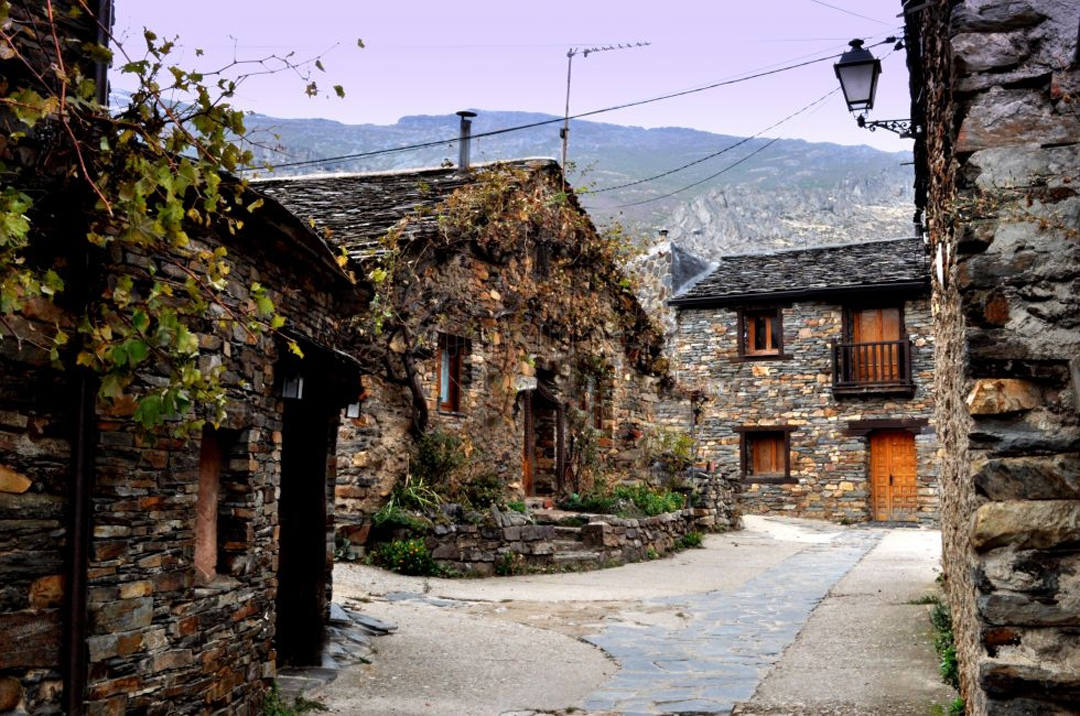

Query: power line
[245,37,895,174]
[807,0,895,27]
[612,138,783,208]
[584,88,839,194]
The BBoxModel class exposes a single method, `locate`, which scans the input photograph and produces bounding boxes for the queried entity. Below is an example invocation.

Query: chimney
[659,229,669,241]
[457,110,477,169]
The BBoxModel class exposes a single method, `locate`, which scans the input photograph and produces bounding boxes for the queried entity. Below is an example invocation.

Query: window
[737,427,794,481]
[738,308,783,357]
[437,333,464,413]
[195,427,223,585]
[582,375,605,430]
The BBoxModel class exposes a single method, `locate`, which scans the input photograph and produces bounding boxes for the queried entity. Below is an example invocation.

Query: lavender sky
[113,0,913,153]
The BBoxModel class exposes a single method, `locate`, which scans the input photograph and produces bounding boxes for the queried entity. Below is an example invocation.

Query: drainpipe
[456,110,476,170]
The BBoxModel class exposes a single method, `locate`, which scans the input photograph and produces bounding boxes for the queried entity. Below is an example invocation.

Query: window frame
[735,306,790,361]
[735,426,796,483]
[436,333,465,414]
[843,303,906,345]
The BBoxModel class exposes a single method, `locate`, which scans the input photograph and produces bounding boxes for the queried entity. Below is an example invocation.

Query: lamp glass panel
[837,62,877,110]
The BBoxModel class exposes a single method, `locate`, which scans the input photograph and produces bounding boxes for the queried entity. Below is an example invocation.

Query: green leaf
[125,339,150,366]
[133,393,164,428]
[333,84,345,99]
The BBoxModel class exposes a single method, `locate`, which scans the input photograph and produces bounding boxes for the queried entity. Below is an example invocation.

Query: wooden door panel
[869,431,918,521]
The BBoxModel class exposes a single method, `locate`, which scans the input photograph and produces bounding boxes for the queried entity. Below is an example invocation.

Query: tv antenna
[561,41,651,175]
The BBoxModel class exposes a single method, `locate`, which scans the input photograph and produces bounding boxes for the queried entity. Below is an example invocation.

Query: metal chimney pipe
[457,110,477,169]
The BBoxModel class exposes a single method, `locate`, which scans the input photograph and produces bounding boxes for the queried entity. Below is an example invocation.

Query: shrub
[679,531,704,549]
[613,484,685,516]
[263,683,328,715]
[371,538,439,576]
[930,601,960,690]
[412,429,466,485]
[495,551,525,576]
[949,697,965,716]
[458,472,504,509]
[505,500,527,514]
[645,427,694,475]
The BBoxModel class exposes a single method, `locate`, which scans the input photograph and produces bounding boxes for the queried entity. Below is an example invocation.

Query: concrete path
[316,516,953,715]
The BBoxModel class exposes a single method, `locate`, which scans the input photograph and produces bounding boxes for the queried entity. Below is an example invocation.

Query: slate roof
[253,158,558,261]
[671,237,929,306]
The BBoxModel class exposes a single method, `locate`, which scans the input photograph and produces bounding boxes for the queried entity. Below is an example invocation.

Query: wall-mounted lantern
[834,38,916,138]
[281,373,304,400]
[345,401,362,419]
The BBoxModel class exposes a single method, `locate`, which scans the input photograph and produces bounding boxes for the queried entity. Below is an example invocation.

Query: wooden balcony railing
[832,339,914,395]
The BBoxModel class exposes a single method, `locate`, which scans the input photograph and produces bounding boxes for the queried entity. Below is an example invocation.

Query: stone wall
[906,0,1080,712]
[0,199,354,712]
[426,474,740,576]
[673,297,938,523]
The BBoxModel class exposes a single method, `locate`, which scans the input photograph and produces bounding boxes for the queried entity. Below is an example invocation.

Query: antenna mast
[561,41,651,176]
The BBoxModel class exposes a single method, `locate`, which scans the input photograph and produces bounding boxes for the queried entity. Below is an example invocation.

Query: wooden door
[522,392,534,496]
[869,430,918,521]
[853,307,901,382]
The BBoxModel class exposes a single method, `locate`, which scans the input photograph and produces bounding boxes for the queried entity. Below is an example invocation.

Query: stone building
[670,238,938,523]
[0,184,362,714]
[0,7,365,709]
[903,0,1080,712]
[259,159,677,533]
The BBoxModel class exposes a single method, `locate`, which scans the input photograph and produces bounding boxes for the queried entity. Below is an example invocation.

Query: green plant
[505,500,527,514]
[645,427,694,475]
[371,501,430,533]
[0,3,349,436]
[457,472,505,509]
[930,602,960,691]
[263,683,328,715]
[411,429,466,485]
[909,594,940,605]
[495,551,525,576]
[612,484,685,517]
[393,472,442,512]
[646,547,659,560]
[678,531,704,549]
[371,538,439,576]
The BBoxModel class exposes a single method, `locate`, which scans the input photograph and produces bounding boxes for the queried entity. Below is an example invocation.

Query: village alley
[306,516,954,715]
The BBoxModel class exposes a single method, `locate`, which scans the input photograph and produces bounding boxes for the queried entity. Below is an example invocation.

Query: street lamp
[834,39,881,112]
[833,38,915,139]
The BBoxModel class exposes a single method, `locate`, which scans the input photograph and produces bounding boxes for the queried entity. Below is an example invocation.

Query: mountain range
[242,109,916,260]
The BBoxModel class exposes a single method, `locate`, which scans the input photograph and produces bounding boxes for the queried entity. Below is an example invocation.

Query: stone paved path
[581,527,882,715]
[326,517,950,715]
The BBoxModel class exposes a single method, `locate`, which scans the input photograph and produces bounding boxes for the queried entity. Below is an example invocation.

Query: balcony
[831,339,915,397]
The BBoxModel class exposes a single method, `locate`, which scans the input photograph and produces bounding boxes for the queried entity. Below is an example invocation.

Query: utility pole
[561,42,650,176]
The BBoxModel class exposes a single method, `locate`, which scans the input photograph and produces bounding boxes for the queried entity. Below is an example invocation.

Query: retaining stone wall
[907,1,1080,712]
[426,475,740,576]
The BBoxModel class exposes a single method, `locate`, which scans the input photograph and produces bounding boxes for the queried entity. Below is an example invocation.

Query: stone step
[552,550,602,564]
[552,539,585,551]
[554,525,583,538]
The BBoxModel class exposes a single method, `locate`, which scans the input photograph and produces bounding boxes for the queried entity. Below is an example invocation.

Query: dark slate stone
[673,237,930,302]
[670,243,713,294]
[254,159,559,261]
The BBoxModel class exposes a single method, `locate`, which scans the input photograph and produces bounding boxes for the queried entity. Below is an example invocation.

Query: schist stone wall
[673,297,937,523]
[906,0,1080,712]
[334,247,672,527]
[0,196,352,713]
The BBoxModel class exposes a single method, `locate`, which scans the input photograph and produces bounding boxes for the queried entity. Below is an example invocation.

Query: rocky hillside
[244,110,915,259]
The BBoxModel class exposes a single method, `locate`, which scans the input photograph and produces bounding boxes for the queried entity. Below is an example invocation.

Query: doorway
[869,430,918,521]
[275,388,332,666]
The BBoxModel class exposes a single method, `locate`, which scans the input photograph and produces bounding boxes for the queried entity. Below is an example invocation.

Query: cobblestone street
[318,517,954,715]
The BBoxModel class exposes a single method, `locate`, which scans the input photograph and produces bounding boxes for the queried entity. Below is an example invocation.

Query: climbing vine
[359,162,667,437]
[0,1,349,433]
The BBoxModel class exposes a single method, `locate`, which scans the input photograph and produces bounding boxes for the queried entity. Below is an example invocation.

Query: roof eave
[669,279,930,309]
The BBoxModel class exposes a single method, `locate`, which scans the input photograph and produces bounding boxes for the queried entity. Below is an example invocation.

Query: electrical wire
[807,0,895,26]
[584,88,839,194]
[243,37,896,173]
[611,138,783,208]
